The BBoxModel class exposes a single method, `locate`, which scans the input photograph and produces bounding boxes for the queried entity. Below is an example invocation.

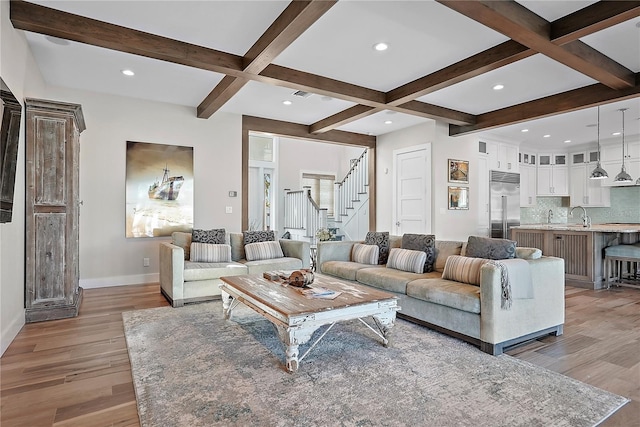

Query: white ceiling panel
[221,81,357,124]
[418,54,597,115]
[26,0,290,55]
[337,110,431,136]
[581,19,640,72]
[25,33,223,107]
[274,1,508,92]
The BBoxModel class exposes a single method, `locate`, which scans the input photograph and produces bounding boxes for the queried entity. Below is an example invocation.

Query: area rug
[123,302,628,427]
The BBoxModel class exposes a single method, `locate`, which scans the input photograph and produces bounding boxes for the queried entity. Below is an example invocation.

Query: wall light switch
[225,206,233,214]
[143,257,150,267]
[228,191,237,197]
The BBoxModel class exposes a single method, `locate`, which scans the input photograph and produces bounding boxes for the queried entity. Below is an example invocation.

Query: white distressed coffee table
[219,273,399,373]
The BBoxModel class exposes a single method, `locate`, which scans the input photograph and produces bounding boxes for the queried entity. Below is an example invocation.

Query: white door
[393,144,431,235]
[248,166,275,230]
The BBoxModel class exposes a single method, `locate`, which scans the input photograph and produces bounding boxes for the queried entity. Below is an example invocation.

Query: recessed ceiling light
[373,42,388,51]
[543,134,551,138]
[384,120,393,125]
[564,140,571,144]
[282,100,292,106]
[493,84,504,91]
[521,129,529,133]
[121,69,135,76]
[612,131,621,136]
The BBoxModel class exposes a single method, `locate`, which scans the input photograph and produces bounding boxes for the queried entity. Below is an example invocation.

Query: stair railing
[334,149,368,221]
[283,186,327,239]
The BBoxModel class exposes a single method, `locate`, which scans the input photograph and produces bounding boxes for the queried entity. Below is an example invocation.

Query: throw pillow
[442,255,492,286]
[516,247,542,260]
[189,243,231,263]
[243,230,275,245]
[386,248,427,274]
[244,241,284,261]
[351,243,379,265]
[192,228,226,244]
[401,233,436,273]
[365,231,390,265]
[465,236,516,260]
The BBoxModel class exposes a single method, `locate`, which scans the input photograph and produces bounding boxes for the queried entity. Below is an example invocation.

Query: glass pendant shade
[589,106,608,180]
[613,108,632,183]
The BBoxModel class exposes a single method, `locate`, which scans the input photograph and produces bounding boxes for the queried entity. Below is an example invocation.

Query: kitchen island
[511,223,640,289]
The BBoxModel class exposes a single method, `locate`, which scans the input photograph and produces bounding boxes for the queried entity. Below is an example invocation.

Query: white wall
[0,1,47,355]
[376,120,481,241]
[44,86,243,288]
[276,137,365,233]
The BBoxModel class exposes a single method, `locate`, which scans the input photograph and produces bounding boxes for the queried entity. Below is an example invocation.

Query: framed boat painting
[125,141,194,238]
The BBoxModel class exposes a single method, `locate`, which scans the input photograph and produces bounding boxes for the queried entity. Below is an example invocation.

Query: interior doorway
[392,144,432,235]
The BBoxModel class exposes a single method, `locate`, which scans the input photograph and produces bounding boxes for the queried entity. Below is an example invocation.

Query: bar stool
[604,243,640,289]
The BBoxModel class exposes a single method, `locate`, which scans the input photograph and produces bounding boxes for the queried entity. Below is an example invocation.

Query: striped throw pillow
[441,255,491,286]
[352,243,379,265]
[386,248,427,274]
[244,241,284,261]
[190,243,231,263]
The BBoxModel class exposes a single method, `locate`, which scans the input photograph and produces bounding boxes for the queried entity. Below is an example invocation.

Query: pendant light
[614,108,632,183]
[589,106,608,179]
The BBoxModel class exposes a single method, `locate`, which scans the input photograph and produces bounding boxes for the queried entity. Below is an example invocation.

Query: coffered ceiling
[9,0,640,150]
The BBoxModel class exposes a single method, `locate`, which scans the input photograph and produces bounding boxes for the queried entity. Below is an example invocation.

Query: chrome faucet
[570,206,591,227]
[547,209,553,224]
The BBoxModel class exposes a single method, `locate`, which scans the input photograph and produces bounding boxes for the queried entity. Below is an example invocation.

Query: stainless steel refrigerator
[489,171,520,239]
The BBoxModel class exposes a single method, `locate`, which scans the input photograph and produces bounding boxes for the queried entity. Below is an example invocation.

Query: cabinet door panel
[34,117,67,205]
[33,214,66,303]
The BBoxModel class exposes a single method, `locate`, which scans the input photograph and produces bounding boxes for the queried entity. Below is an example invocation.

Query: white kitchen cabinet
[519,164,537,207]
[537,153,568,196]
[600,141,640,187]
[569,163,610,207]
[480,140,518,172]
[570,150,600,165]
[519,151,537,165]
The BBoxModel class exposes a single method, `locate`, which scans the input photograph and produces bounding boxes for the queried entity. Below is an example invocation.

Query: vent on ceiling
[292,90,312,98]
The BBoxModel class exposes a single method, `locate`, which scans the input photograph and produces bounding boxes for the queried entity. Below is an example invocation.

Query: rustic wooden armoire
[25,98,86,323]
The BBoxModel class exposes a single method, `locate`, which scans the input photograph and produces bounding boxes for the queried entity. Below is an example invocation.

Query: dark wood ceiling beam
[551,1,640,44]
[449,75,640,136]
[310,105,381,134]
[393,101,476,126]
[386,40,532,105]
[244,115,376,148]
[10,0,244,75]
[438,0,635,90]
[198,0,336,119]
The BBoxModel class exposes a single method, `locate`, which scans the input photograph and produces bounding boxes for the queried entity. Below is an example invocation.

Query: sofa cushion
[321,261,379,281]
[192,228,225,244]
[352,243,379,265]
[356,267,431,294]
[244,257,303,276]
[183,261,247,281]
[406,279,481,314]
[365,231,390,265]
[516,247,542,260]
[401,234,436,273]
[172,231,193,260]
[244,241,284,261]
[466,236,516,260]
[243,230,275,245]
[387,248,427,274]
[434,241,464,272]
[442,255,492,286]
[190,243,231,263]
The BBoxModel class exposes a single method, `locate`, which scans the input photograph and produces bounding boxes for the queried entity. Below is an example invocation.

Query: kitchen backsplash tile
[521,186,640,225]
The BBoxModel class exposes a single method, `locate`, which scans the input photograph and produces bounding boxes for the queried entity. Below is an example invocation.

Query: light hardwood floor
[1,283,638,426]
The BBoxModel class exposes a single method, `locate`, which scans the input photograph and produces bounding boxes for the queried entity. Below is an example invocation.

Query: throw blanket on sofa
[488,259,533,309]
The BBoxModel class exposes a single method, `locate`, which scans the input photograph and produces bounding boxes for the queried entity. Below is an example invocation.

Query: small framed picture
[448,186,469,210]
[448,159,469,183]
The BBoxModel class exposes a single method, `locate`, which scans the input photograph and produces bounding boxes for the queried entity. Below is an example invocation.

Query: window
[302,173,335,216]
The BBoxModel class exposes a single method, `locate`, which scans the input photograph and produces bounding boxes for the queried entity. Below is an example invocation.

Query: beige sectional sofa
[316,236,565,355]
[160,232,310,307]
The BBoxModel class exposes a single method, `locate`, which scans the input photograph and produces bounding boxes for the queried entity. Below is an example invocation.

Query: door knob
[395,221,400,227]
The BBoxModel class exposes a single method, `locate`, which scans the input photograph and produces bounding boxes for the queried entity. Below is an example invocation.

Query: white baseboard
[1,309,25,357]
[80,273,159,289]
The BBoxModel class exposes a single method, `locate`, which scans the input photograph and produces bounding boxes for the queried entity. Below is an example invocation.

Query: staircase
[283,149,369,242]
